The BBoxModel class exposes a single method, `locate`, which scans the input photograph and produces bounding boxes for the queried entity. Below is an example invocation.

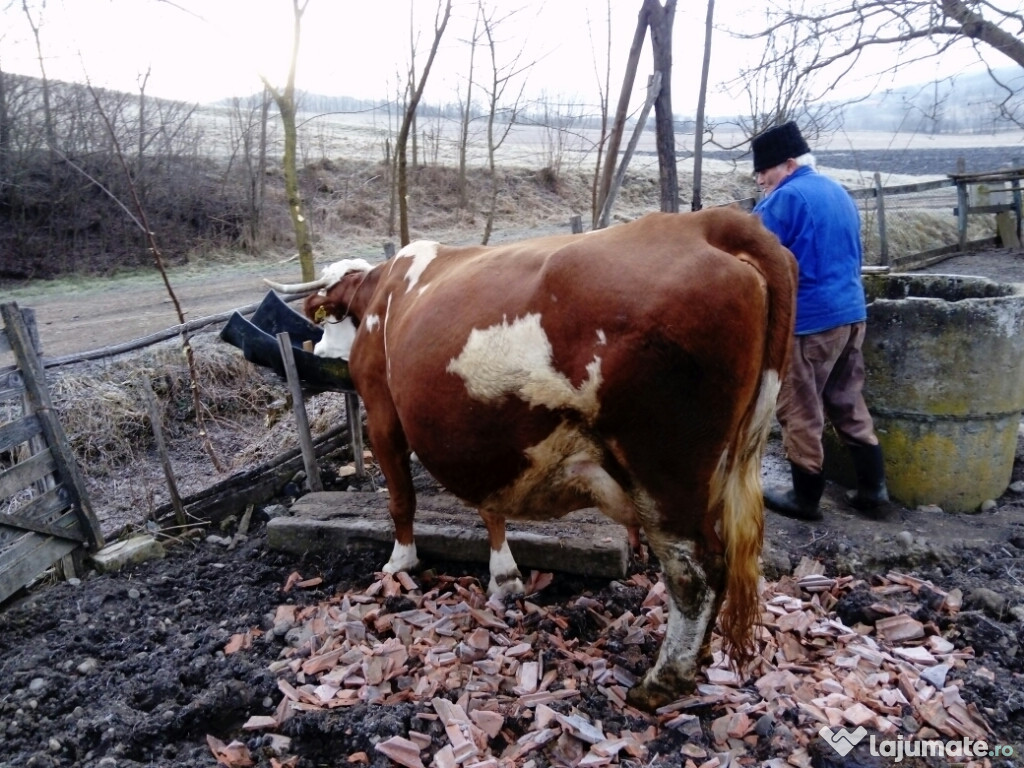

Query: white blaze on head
[320,258,373,289]
[313,316,357,359]
[395,241,438,292]
[446,312,602,417]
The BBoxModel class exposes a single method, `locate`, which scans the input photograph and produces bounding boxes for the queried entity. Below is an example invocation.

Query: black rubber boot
[764,462,826,521]
[846,442,890,510]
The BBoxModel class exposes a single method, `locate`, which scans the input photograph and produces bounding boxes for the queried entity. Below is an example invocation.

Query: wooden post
[873,172,889,267]
[276,332,323,492]
[598,72,662,229]
[956,182,969,252]
[141,375,187,528]
[345,392,365,478]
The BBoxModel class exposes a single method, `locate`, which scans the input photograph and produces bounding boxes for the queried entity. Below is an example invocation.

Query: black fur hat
[752,121,811,172]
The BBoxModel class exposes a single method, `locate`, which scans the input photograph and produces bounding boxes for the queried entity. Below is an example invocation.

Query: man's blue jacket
[754,165,867,335]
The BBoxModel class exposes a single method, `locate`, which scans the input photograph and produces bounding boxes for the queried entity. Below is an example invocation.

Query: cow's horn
[263,276,329,294]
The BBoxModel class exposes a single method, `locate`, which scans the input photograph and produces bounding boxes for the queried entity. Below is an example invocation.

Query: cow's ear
[302,294,325,321]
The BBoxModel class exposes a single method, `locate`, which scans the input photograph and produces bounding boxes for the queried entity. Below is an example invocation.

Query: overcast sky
[0,0,996,117]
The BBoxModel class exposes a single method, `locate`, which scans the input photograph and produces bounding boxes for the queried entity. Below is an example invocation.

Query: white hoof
[383,541,418,574]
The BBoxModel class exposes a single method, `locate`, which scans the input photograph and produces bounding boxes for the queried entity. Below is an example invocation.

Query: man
[751,121,888,521]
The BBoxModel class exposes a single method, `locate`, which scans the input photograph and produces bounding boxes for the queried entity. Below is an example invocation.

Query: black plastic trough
[219,291,355,393]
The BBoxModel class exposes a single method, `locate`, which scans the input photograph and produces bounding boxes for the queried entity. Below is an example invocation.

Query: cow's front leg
[479,510,524,596]
[369,413,419,576]
[626,538,726,712]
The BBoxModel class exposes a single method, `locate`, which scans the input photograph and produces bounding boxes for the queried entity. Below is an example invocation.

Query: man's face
[755,160,795,194]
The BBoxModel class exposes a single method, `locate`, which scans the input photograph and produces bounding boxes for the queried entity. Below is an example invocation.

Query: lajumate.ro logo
[819,726,1017,762]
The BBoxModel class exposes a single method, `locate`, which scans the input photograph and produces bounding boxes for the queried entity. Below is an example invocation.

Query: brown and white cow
[266,208,797,711]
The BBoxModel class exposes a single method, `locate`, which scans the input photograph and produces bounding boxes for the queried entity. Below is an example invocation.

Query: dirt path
[9,257,313,359]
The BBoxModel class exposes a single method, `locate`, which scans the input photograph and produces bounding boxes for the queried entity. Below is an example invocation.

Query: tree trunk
[646,0,678,213]
[594,6,649,228]
[264,0,314,281]
[398,0,452,247]
[941,0,1024,67]
[691,0,715,212]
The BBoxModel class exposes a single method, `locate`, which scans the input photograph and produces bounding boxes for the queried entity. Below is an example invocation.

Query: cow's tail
[715,212,798,670]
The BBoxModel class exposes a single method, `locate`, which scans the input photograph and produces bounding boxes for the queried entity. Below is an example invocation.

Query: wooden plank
[0,449,57,499]
[953,203,1017,215]
[0,413,43,452]
[0,530,79,604]
[847,177,953,199]
[0,369,27,400]
[1,496,87,542]
[144,421,352,531]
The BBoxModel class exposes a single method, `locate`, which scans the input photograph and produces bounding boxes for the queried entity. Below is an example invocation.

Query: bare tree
[646,0,678,212]
[479,3,529,245]
[456,5,483,208]
[754,1,1024,125]
[719,6,843,152]
[588,2,613,223]
[227,90,271,253]
[396,0,452,247]
[594,7,648,228]
[261,0,314,280]
[691,0,714,211]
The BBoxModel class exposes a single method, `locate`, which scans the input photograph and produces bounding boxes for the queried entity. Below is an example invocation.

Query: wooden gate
[1,303,103,604]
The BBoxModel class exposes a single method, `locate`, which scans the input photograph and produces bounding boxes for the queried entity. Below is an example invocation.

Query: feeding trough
[829,273,1024,512]
[219,291,354,393]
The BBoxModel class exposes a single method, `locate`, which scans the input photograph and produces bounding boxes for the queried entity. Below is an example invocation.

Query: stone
[90,536,166,574]
[919,662,950,689]
[966,587,1007,618]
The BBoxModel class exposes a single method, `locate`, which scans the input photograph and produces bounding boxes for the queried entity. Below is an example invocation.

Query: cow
[265,207,797,711]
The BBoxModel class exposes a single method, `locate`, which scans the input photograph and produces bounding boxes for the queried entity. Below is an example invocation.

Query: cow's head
[264,259,374,358]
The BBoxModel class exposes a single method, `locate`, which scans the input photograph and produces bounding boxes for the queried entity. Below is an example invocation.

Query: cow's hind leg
[626,538,726,712]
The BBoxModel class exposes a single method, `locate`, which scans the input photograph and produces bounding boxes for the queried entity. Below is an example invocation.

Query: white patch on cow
[446,313,602,417]
[364,314,381,332]
[313,316,357,359]
[395,241,439,292]
[320,258,372,288]
[383,541,418,574]
[488,540,524,596]
[384,293,395,384]
[596,329,607,346]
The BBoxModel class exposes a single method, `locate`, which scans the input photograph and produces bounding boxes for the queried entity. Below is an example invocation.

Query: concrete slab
[90,535,166,573]
[267,491,630,580]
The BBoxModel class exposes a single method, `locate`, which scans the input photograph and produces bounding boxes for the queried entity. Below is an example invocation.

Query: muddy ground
[3,248,1024,768]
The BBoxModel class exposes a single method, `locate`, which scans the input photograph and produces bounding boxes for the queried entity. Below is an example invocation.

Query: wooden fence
[849,166,1024,270]
[1,304,103,603]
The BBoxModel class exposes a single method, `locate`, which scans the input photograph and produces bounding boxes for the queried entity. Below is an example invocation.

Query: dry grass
[45,334,313,533]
